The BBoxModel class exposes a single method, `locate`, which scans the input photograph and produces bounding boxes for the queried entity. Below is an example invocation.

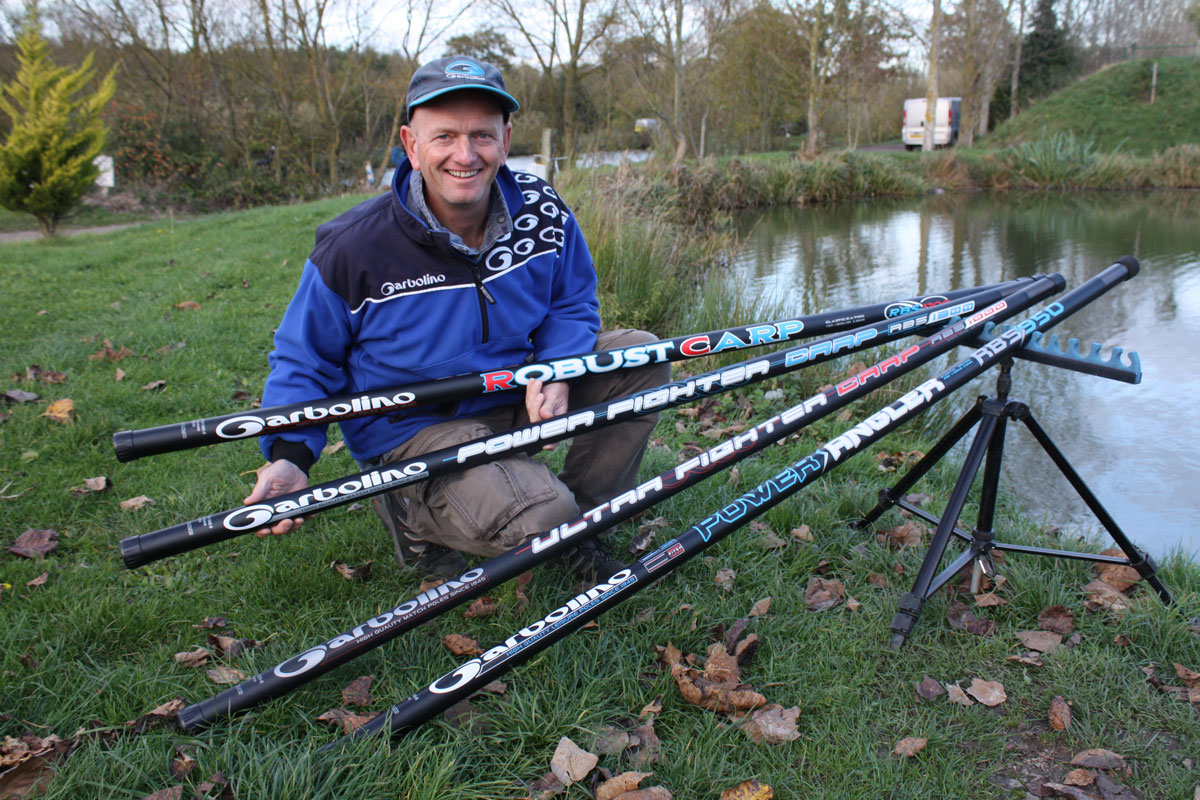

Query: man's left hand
[525,379,569,450]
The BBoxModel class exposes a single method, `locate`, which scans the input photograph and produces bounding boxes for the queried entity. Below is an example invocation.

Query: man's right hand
[243,459,308,537]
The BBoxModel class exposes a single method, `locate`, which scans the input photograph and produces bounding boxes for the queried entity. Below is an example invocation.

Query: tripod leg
[856,400,985,530]
[1017,410,1172,605]
[890,410,1003,648]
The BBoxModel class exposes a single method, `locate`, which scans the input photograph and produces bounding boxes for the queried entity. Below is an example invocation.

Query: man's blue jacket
[259,161,601,470]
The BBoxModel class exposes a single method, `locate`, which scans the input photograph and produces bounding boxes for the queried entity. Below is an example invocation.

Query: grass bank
[1,192,1198,800]
[986,57,1200,156]
[566,143,1200,230]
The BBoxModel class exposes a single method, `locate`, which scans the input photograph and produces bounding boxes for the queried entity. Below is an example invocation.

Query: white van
[902,97,962,150]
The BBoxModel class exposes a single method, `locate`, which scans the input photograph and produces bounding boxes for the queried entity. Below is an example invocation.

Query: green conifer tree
[0,10,116,238]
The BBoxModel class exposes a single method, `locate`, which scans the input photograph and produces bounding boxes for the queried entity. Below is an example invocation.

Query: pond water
[730,192,1200,560]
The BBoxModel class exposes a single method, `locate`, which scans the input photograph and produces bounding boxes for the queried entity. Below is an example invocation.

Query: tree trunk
[1010,0,1026,119]
[923,0,942,152]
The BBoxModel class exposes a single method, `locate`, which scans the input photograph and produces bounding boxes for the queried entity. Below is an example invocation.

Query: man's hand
[525,379,569,450]
[243,459,308,536]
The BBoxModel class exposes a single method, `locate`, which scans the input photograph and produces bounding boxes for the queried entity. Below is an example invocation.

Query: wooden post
[1150,62,1158,104]
[541,128,556,186]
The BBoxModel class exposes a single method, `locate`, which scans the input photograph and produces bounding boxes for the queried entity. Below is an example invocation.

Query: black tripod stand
[855,359,1172,648]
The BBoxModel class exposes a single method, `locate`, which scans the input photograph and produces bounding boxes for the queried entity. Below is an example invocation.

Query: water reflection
[731,192,1200,559]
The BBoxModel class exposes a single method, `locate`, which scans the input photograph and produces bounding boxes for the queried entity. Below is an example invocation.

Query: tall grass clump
[1005,130,1103,189]
[1150,143,1200,188]
[558,163,734,334]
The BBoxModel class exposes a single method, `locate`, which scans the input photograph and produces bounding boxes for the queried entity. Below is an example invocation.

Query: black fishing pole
[328,259,1135,748]
[121,281,1031,570]
[112,283,1023,462]
[177,277,1060,731]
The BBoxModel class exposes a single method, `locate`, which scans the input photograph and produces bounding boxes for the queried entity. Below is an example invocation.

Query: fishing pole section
[326,258,1156,748]
[111,283,1027,462]
[181,274,1065,731]
[120,281,1032,569]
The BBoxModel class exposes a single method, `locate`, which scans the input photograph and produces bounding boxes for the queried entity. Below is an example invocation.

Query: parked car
[902,97,961,150]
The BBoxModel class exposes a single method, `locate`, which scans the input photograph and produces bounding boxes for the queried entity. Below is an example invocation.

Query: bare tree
[922,0,940,151]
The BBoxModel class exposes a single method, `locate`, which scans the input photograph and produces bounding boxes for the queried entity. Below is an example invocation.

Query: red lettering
[836,377,860,396]
[680,336,711,357]
[483,371,516,392]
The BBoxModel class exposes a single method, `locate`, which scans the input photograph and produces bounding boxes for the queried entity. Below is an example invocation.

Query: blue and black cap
[406,56,520,118]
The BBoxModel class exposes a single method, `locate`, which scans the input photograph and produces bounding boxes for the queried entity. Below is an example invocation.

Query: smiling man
[244,56,669,582]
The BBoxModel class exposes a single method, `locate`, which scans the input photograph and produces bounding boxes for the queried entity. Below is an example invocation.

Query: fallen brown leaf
[614,788,673,800]
[1084,580,1130,614]
[88,340,134,362]
[204,666,248,685]
[1038,605,1075,634]
[966,678,1006,706]
[661,642,765,715]
[879,521,925,549]
[1016,630,1063,653]
[946,683,974,706]
[1049,696,1072,730]
[1069,748,1126,770]
[26,571,48,588]
[515,570,532,610]
[916,676,944,700]
[749,597,771,617]
[83,476,111,493]
[639,696,663,718]
[120,496,156,511]
[1174,663,1200,688]
[974,591,1007,607]
[1063,768,1095,786]
[140,380,167,391]
[329,560,372,581]
[321,440,345,456]
[168,746,197,780]
[443,634,482,656]
[597,771,653,800]
[946,601,996,636]
[315,707,379,734]
[206,634,261,660]
[714,568,736,592]
[893,736,928,757]
[790,524,813,543]
[868,573,889,588]
[720,780,774,800]
[804,577,844,611]
[528,770,566,800]
[174,647,211,668]
[463,596,498,618]
[549,737,598,786]
[192,616,227,629]
[41,398,74,424]
[114,368,125,381]
[1043,783,1098,800]
[482,680,507,695]
[139,787,183,800]
[175,301,201,310]
[739,704,800,743]
[1008,652,1044,667]
[8,529,58,559]
[4,389,39,403]
[341,675,375,707]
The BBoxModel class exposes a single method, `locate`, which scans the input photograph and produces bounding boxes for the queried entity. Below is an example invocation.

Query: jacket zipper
[469,263,495,343]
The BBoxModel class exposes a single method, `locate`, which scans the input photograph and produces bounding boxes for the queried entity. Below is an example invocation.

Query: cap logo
[445,60,485,79]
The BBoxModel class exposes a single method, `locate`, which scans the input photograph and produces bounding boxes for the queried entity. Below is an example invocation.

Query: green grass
[986,57,1200,156]
[0,200,161,235]
[1,195,1198,800]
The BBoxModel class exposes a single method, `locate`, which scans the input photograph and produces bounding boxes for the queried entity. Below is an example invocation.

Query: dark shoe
[373,495,466,578]
[556,537,627,583]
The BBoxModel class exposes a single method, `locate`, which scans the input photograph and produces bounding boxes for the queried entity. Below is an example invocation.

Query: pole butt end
[1115,255,1140,279]
[119,536,146,569]
[178,701,210,732]
[112,430,136,462]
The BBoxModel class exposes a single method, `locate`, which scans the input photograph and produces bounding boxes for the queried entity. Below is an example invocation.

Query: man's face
[400,92,511,224]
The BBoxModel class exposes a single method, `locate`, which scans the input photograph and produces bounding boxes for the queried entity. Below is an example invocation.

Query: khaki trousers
[371,329,671,557]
